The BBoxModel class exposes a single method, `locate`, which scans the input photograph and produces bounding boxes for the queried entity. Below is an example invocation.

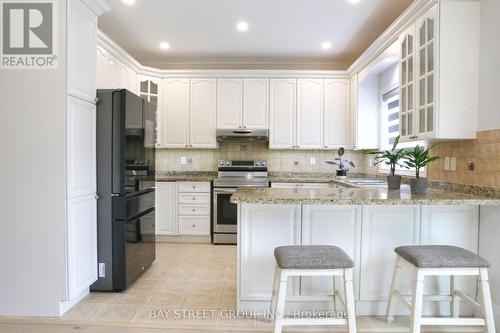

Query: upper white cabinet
[96,47,137,94]
[297,79,324,149]
[217,79,243,129]
[269,79,297,149]
[216,78,269,129]
[159,79,190,148]
[159,78,217,149]
[270,78,350,150]
[190,79,217,148]
[399,2,480,142]
[67,0,96,103]
[138,75,160,107]
[324,79,350,149]
[243,78,269,129]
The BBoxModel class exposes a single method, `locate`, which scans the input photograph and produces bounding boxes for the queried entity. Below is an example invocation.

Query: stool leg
[410,269,424,333]
[450,275,459,317]
[344,268,357,333]
[386,255,401,324]
[274,270,288,333]
[270,265,280,317]
[479,268,496,333]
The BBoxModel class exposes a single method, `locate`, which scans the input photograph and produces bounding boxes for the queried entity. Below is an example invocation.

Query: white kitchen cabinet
[155,182,178,235]
[399,1,480,141]
[190,78,217,148]
[179,216,211,235]
[67,195,97,300]
[67,0,97,103]
[217,79,243,129]
[178,182,210,236]
[239,204,301,300]
[297,79,324,149]
[349,75,358,149]
[359,205,420,301]
[67,96,96,198]
[301,205,361,297]
[243,78,269,129]
[324,79,350,149]
[269,79,297,149]
[159,79,190,148]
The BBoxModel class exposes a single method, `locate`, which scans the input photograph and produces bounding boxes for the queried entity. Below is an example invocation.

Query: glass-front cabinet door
[398,26,416,140]
[415,4,438,139]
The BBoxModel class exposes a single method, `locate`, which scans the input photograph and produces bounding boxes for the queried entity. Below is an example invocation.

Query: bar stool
[270,245,357,333]
[386,245,495,333]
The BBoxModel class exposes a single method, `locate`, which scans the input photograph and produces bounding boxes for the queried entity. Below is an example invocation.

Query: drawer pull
[192,186,196,189]
[192,197,196,200]
[192,209,196,212]
[192,224,196,228]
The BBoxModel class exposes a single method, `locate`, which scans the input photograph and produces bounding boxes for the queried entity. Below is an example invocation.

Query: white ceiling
[98,0,413,69]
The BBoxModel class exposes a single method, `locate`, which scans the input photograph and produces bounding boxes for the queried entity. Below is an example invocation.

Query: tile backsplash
[156,143,370,175]
[427,129,500,188]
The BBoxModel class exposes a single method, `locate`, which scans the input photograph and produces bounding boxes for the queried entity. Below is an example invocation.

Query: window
[379,87,426,176]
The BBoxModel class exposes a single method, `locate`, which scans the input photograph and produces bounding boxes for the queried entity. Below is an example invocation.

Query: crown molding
[346,0,437,76]
[97,0,438,79]
[81,0,110,16]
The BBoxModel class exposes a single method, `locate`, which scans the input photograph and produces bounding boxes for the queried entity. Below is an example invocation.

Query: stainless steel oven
[212,160,269,244]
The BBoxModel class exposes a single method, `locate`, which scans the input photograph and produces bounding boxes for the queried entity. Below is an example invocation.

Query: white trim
[96,0,439,80]
[80,0,110,16]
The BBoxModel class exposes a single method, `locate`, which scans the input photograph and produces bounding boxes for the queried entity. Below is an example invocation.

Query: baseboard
[156,235,211,243]
[58,289,89,316]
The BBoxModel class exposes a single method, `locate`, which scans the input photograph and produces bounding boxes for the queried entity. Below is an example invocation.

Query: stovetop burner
[213,160,269,188]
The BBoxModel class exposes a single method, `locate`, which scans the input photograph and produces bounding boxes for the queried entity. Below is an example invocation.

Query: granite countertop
[155,172,216,182]
[230,186,500,206]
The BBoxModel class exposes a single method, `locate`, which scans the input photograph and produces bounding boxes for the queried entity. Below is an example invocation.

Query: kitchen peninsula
[231,184,500,316]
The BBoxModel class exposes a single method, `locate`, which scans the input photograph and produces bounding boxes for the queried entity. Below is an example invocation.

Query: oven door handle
[214,188,237,195]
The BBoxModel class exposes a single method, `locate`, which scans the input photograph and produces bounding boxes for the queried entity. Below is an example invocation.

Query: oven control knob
[219,161,225,166]
[226,161,230,166]
[255,162,260,166]
[261,161,266,166]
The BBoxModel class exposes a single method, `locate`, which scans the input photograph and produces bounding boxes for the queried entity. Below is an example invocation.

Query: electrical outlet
[240,144,247,151]
[450,157,457,171]
[444,157,450,170]
[186,157,193,165]
[180,157,187,165]
[98,263,106,278]
[310,157,316,166]
[468,160,475,171]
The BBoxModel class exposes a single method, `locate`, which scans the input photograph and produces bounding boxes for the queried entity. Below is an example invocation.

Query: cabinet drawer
[179,204,210,216]
[179,193,210,204]
[178,182,210,193]
[179,216,210,235]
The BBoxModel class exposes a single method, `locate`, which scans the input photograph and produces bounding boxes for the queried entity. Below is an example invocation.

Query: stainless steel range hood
[216,129,269,143]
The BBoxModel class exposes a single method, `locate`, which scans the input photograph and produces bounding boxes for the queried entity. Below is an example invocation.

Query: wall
[478,0,500,131]
[0,2,68,316]
[427,129,500,188]
[157,144,369,175]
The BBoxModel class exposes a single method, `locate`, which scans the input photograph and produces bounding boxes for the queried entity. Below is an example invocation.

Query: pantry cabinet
[96,47,137,94]
[398,1,480,142]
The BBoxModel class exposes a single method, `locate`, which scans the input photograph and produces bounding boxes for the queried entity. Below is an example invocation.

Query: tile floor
[0,243,484,332]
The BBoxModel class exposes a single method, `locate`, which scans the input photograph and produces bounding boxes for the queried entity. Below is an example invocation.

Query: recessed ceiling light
[237,21,249,32]
[159,42,170,50]
[348,0,361,3]
[109,60,114,64]
[321,41,332,50]
[122,0,135,5]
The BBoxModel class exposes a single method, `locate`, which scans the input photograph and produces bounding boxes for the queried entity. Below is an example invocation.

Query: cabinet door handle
[192,224,196,228]
[409,135,418,140]
[324,145,328,149]
[192,186,196,189]
[192,197,196,200]
[192,209,196,212]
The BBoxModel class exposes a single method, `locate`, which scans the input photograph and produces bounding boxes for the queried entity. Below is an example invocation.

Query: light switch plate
[310,157,316,166]
[444,157,450,170]
[181,157,187,165]
[450,157,457,171]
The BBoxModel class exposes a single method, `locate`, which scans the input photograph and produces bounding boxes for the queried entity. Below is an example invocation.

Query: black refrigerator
[91,89,156,291]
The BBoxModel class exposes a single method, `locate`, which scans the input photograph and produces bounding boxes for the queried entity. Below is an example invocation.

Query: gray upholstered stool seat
[395,245,490,268]
[274,245,354,269]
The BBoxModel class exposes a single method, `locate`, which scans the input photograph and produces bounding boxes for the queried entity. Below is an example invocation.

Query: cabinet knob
[192,197,196,200]
[192,224,196,228]
[324,145,328,149]
[192,208,196,212]
[409,135,418,140]
[192,185,196,189]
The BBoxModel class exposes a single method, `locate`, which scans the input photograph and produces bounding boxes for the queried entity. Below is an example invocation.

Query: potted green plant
[326,147,355,179]
[365,135,408,190]
[404,145,439,194]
